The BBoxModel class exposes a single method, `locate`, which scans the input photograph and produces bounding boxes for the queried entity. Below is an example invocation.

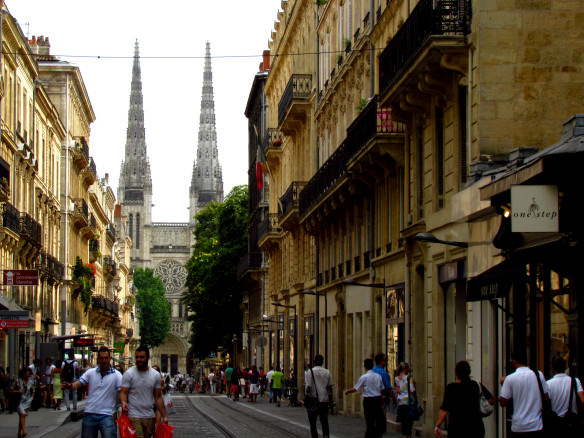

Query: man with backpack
[62,352,78,411]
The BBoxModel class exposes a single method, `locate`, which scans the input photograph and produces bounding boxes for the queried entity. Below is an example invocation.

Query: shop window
[304,314,315,367]
[386,286,405,377]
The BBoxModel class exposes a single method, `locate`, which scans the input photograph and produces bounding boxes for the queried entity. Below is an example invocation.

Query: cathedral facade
[118,41,223,374]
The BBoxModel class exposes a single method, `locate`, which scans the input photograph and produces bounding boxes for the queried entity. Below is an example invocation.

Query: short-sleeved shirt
[354,370,384,398]
[500,367,548,433]
[225,368,233,382]
[266,370,274,383]
[271,371,284,389]
[372,365,392,391]
[79,366,122,416]
[440,380,493,436]
[305,366,333,403]
[121,366,161,418]
[249,370,259,385]
[547,373,584,417]
[395,375,415,406]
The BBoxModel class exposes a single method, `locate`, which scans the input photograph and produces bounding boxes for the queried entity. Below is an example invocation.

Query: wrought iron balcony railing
[88,157,97,176]
[264,128,283,151]
[279,182,306,220]
[258,213,281,241]
[92,295,119,315]
[73,198,89,224]
[106,223,116,241]
[379,0,471,94]
[237,252,263,279]
[2,203,20,235]
[20,213,42,245]
[278,74,312,126]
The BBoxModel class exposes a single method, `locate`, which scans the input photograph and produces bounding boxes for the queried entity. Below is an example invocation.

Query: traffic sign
[3,270,39,286]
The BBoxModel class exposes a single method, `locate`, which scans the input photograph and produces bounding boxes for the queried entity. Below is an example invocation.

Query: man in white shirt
[305,355,333,438]
[43,358,55,408]
[345,358,384,438]
[547,356,584,435]
[500,353,549,437]
[121,345,168,438]
[64,346,122,438]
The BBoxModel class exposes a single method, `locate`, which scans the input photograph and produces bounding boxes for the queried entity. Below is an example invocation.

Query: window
[128,214,133,242]
[417,125,424,220]
[435,107,444,209]
[459,86,468,186]
[135,213,140,249]
[386,286,405,378]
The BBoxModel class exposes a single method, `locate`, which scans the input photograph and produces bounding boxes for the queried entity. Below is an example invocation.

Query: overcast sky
[9,0,280,222]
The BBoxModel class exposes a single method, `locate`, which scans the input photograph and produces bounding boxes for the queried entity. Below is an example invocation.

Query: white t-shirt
[44,364,55,384]
[79,366,122,416]
[304,366,333,403]
[500,367,549,433]
[266,370,274,383]
[121,366,162,418]
[547,373,584,417]
[353,370,384,398]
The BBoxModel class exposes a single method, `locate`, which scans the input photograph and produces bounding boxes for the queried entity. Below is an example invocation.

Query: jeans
[64,387,77,411]
[363,396,384,438]
[308,401,330,438]
[82,413,117,438]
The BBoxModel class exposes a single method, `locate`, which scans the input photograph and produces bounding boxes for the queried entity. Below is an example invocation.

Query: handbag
[163,392,176,416]
[532,368,559,433]
[116,412,136,438]
[304,368,319,414]
[564,377,582,433]
[407,376,423,421]
[476,381,493,417]
[155,423,174,438]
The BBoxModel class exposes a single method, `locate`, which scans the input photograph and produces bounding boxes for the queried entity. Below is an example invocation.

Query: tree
[184,185,248,358]
[134,268,171,348]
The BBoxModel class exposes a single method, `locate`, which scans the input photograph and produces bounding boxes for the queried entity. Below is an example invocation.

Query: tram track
[182,395,237,438]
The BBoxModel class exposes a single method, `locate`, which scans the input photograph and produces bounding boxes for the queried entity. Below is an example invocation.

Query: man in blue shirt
[373,353,394,434]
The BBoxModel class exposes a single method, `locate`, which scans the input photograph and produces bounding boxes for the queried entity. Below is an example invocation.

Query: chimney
[37,36,51,57]
[261,50,270,72]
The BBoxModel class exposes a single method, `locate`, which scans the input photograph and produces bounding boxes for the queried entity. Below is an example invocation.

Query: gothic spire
[190,42,224,209]
[118,40,153,204]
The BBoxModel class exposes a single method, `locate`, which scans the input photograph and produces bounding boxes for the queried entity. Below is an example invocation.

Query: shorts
[231,384,239,393]
[129,417,156,438]
[249,384,259,394]
[272,388,282,398]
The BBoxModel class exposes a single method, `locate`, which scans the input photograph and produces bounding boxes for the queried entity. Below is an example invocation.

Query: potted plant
[357,98,369,112]
[72,256,94,313]
[337,54,343,66]
[316,0,328,5]
[345,39,352,55]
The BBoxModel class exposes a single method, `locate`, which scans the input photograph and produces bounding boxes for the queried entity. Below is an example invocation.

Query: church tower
[189,42,224,230]
[118,40,153,267]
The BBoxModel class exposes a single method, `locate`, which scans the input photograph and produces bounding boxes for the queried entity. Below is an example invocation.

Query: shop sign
[114,342,125,354]
[511,185,559,232]
[73,338,94,348]
[0,310,30,329]
[3,270,39,286]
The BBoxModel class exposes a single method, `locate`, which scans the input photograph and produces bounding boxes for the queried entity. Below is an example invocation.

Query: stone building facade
[118,42,223,375]
[244,0,584,436]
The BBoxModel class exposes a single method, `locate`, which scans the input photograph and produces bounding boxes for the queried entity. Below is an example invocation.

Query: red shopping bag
[116,413,136,438]
[155,423,174,438]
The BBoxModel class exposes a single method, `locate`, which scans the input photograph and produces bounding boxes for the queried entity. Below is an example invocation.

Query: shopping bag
[155,423,174,438]
[116,413,136,438]
[163,392,176,415]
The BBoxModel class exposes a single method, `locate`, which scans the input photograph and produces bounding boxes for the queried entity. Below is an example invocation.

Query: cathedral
[118,41,223,374]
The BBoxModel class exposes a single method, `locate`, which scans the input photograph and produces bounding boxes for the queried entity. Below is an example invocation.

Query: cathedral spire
[190,42,224,217]
[118,40,153,204]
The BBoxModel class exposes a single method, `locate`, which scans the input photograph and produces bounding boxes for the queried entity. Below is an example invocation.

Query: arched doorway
[151,333,189,376]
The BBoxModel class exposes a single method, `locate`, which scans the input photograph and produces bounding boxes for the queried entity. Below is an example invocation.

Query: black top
[440,381,493,438]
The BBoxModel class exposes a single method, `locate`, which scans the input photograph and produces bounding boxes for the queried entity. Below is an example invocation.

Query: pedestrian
[62,346,122,438]
[208,369,216,394]
[225,363,233,398]
[121,345,168,438]
[395,362,416,438]
[266,364,275,403]
[231,367,241,401]
[152,365,166,424]
[51,359,64,411]
[345,358,385,438]
[15,367,35,437]
[43,358,55,408]
[62,352,78,412]
[305,354,333,438]
[248,365,260,402]
[271,366,284,407]
[372,353,395,433]
[433,360,495,438]
[500,352,549,437]
[546,356,584,437]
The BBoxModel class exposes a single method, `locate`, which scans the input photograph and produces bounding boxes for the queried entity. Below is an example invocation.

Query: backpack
[62,361,75,382]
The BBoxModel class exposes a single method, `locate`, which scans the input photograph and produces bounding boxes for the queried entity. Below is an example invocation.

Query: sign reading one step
[0,310,30,329]
[3,270,39,286]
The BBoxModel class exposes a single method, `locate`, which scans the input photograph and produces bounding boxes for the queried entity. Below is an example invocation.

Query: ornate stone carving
[154,259,187,294]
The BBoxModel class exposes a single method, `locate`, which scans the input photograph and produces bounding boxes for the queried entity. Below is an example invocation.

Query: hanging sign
[114,342,125,354]
[3,270,39,286]
[511,185,559,232]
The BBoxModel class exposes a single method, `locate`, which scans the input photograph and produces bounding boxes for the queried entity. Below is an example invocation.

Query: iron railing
[258,213,280,240]
[279,182,306,220]
[237,252,263,279]
[92,295,119,315]
[88,157,97,176]
[379,0,471,94]
[106,223,116,240]
[278,74,312,126]
[264,128,283,150]
[73,198,89,222]
[20,213,42,245]
[89,239,100,252]
[2,203,20,234]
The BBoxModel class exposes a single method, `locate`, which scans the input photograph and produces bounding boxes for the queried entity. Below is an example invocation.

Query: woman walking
[433,360,495,438]
[51,360,63,410]
[15,367,35,437]
[395,362,415,438]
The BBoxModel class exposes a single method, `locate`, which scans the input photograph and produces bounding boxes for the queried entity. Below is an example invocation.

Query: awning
[466,260,515,302]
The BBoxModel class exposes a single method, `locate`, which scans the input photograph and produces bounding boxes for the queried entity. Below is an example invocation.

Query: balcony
[106,223,116,244]
[73,137,90,170]
[72,198,89,229]
[278,181,306,230]
[237,252,263,281]
[103,256,117,278]
[0,156,10,202]
[264,128,283,167]
[20,213,42,247]
[89,239,100,262]
[82,157,97,185]
[91,295,119,317]
[300,96,404,218]
[379,0,470,99]
[2,203,20,236]
[48,254,64,280]
[258,213,281,249]
[278,74,312,135]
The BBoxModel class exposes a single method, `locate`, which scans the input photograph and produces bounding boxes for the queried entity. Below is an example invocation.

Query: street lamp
[413,232,469,248]
[302,289,328,368]
[272,302,297,380]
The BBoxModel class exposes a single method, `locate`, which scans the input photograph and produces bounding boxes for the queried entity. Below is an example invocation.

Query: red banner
[0,320,30,329]
[3,270,39,286]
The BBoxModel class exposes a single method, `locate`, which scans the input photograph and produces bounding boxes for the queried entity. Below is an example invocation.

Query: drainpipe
[61,75,69,337]
[369,0,375,98]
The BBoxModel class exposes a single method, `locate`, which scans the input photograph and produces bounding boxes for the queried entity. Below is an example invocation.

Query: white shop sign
[511,185,559,232]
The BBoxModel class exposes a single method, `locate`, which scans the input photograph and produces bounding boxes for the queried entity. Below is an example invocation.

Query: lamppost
[302,289,328,367]
[232,334,238,368]
[262,314,277,369]
[272,302,297,380]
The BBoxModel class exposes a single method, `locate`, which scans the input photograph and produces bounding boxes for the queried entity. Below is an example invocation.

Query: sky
[9,0,280,222]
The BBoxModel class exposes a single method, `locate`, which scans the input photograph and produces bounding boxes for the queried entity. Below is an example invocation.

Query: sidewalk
[0,400,86,438]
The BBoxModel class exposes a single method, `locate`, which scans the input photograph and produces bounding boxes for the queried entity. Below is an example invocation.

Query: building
[118,41,224,375]
[245,0,584,436]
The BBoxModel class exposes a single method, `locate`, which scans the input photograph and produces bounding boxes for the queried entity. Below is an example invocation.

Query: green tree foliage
[134,268,171,348]
[184,185,248,358]
[73,256,93,313]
